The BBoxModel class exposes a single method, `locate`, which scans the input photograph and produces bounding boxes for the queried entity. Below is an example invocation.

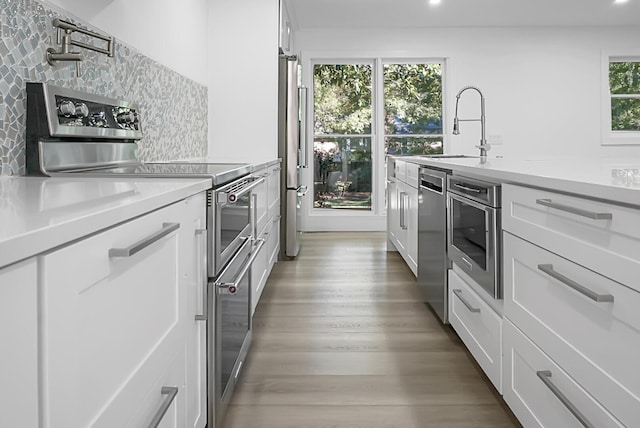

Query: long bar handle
[227,176,265,202]
[109,223,180,258]
[536,199,613,220]
[147,386,179,428]
[453,183,482,193]
[452,289,481,313]
[399,191,406,229]
[299,87,309,168]
[537,264,614,303]
[216,238,266,294]
[195,229,208,321]
[536,371,595,428]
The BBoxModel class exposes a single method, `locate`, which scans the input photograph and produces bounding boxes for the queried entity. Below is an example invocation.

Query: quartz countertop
[0,176,211,269]
[398,155,640,208]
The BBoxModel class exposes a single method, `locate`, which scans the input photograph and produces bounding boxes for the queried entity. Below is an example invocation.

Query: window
[313,63,373,210]
[383,62,444,156]
[311,60,445,213]
[602,52,640,145]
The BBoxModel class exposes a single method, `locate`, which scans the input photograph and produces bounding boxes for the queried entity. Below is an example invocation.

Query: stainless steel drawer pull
[109,223,180,258]
[536,371,595,428]
[537,264,614,303]
[452,289,480,313]
[147,386,179,428]
[535,199,613,220]
[454,183,482,193]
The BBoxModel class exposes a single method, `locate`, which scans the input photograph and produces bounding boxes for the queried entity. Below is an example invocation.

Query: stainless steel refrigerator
[278,53,308,258]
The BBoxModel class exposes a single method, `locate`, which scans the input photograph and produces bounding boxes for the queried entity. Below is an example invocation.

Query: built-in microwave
[447,175,502,299]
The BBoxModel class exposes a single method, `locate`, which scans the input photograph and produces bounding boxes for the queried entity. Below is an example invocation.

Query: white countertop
[401,155,640,208]
[0,176,211,269]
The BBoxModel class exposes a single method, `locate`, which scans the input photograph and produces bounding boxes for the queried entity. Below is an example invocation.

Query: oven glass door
[450,196,488,270]
[219,192,251,254]
[217,245,251,399]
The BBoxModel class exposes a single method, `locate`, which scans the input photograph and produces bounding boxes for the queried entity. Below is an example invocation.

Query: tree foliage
[383,64,442,135]
[313,64,372,135]
[609,61,640,131]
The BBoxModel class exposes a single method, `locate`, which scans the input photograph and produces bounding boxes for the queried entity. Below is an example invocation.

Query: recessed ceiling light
[429,0,442,5]
[614,0,629,4]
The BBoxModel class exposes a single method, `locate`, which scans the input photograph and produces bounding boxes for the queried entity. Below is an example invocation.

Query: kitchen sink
[417,154,478,159]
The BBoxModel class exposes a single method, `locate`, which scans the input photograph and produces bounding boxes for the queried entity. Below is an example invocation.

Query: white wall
[297,26,640,159]
[207,0,279,164]
[44,0,209,85]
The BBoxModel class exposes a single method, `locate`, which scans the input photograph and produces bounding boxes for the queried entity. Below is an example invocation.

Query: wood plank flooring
[224,232,520,428]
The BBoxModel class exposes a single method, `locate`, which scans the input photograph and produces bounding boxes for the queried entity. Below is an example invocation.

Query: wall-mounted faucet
[46,18,115,76]
[452,85,490,157]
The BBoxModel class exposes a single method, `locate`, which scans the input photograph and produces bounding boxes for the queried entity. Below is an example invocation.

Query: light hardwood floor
[224,232,521,428]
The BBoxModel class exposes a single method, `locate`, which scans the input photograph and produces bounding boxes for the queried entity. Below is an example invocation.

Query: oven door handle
[226,176,265,203]
[215,238,266,295]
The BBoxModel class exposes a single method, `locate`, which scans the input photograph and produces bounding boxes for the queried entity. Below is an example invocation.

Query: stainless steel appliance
[417,166,451,323]
[447,175,501,299]
[278,53,309,258]
[25,82,263,428]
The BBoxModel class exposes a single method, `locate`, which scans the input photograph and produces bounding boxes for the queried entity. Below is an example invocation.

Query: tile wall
[0,0,208,176]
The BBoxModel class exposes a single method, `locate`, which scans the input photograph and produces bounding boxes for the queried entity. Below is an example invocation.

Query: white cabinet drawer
[268,216,280,270]
[504,232,640,426]
[448,269,502,393]
[394,159,407,183]
[40,201,186,428]
[503,319,623,428]
[502,183,640,291]
[406,162,419,187]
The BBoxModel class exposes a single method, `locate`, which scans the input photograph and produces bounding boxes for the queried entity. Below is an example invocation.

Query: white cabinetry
[38,193,206,428]
[0,259,38,428]
[502,183,639,427]
[448,269,502,393]
[387,159,419,276]
[251,162,281,316]
[503,319,623,428]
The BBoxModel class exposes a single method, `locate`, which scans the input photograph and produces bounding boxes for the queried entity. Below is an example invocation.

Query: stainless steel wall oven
[447,175,502,299]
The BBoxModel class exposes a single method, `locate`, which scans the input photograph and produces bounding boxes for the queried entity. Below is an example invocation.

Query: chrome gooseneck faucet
[453,85,490,157]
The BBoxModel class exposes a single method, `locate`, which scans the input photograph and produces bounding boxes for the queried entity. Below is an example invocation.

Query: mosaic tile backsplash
[0,0,208,176]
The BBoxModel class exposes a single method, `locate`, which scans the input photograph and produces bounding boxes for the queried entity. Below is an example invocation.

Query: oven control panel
[55,95,140,131]
[26,83,143,140]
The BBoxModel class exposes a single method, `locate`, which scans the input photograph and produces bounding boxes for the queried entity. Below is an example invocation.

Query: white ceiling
[285,0,640,30]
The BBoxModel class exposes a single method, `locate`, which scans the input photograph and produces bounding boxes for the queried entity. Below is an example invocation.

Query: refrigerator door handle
[298,87,308,168]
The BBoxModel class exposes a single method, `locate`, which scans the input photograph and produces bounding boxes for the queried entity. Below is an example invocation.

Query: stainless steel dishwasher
[418,166,451,323]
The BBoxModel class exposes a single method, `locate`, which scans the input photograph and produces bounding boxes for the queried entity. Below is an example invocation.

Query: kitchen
[1,0,640,427]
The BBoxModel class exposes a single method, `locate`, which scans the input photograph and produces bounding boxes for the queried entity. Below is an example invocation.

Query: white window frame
[601,50,640,146]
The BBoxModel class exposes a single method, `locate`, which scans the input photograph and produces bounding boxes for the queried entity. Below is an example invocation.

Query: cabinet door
[252,172,269,239]
[41,201,187,428]
[405,183,418,276]
[0,259,38,428]
[267,164,281,222]
[181,193,208,428]
[387,179,400,245]
[395,181,408,254]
